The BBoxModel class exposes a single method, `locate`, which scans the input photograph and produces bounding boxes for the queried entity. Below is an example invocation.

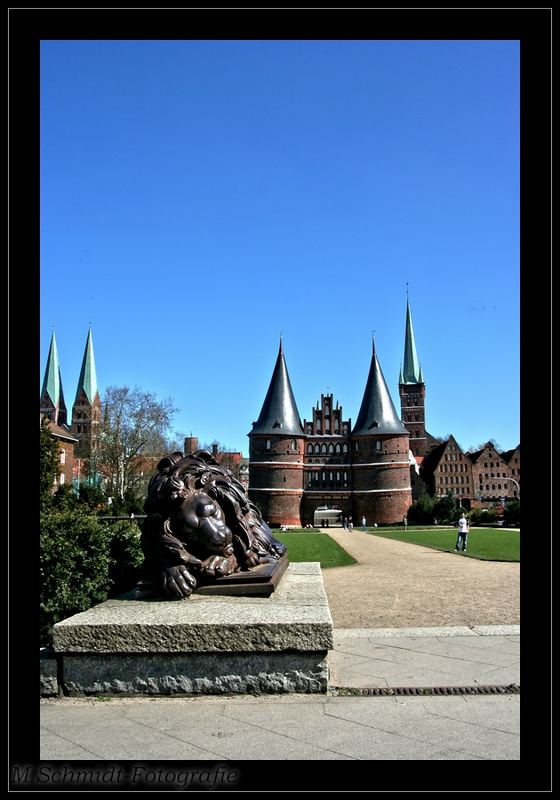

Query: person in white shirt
[455,512,469,552]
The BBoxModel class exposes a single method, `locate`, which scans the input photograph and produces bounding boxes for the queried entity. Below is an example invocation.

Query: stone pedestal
[52,562,333,695]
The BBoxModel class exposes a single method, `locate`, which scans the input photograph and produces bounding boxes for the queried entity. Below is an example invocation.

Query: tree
[433,491,461,524]
[40,417,60,510]
[467,439,503,454]
[97,386,179,502]
[408,493,435,524]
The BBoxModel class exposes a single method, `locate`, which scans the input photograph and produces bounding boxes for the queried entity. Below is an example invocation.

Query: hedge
[40,509,144,646]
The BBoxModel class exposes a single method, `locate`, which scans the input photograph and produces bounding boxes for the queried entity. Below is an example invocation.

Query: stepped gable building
[419,437,520,507]
[70,328,102,459]
[419,435,473,502]
[502,445,521,489]
[248,338,412,527]
[467,441,520,502]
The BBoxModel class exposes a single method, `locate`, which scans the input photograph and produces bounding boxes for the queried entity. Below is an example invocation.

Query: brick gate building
[248,338,412,527]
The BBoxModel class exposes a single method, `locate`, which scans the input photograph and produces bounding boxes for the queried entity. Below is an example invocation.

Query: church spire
[74,328,99,405]
[249,339,303,436]
[40,330,67,425]
[352,342,407,435]
[402,299,422,384]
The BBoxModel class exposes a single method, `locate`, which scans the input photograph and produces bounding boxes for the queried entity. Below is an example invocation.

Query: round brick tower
[350,340,412,525]
[248,339,305,526]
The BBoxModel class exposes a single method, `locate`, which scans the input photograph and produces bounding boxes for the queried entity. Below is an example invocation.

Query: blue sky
[40,39,520,455]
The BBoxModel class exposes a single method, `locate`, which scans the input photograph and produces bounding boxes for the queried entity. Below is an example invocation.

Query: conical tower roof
[40,331,67,422]
[353,340,408,436]
[249,339,304,436]
[401,300,422,384]
[74,328,99,404]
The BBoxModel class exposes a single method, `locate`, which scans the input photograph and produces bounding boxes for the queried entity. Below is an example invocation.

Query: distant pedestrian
[343,517,348,530]
[348,516,353,532]
[403,515,408,531]
[361,516,367,532]
[455,512,469,552]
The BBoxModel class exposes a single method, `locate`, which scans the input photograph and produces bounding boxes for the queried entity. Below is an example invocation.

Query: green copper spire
[75,328,99,404]
[40,331,67,424]
[402,300,422,384]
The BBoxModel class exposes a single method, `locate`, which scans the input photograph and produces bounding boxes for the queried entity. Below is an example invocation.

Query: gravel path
[320,528,520,629]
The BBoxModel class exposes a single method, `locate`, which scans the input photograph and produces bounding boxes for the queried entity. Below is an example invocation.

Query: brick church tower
[71,328,101,459]
[399,299,428,458]
[248,339,305,526]
[352,339,412,524]
[40,331,68,426]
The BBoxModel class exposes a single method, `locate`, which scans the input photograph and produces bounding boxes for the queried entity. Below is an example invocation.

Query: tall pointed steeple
[399,295,428,457]
[71,327,101,459]
[40,331,67,425]
[402,300,422,384]
[74,328,99,405]
[249,339,303,436]
[353,340,407,435]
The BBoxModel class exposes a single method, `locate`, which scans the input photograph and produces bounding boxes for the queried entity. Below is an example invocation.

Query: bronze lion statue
[139,450,287,599]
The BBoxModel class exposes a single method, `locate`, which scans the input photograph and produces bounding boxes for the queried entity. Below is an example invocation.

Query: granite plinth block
[52,563,333,695]
[62,651,329,695]
[40,648,58,697]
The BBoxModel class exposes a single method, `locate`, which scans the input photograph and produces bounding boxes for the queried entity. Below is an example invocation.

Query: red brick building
[41,416,79,493]
[183,436,249,488]
[468,442,520,503]
[419,437,520,507]
[248,338,412,527]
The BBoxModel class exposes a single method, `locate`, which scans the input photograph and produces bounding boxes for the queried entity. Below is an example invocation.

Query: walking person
[343,516,348,530]
[403,515,408,531]
[455,512,469,552]
[348,516,353,532]
[361,515,367,532]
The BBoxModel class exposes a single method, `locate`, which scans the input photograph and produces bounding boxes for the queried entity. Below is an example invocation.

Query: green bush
[40,418,60,511]
[40,508,111,646]
[469,506,500,525]
[503,500,520,527]
[40,510,146,646]
[106,520,144,598]
[433,491,461,524]
[407,493,435,524]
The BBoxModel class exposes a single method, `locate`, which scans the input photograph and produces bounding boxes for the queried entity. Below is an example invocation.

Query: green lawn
[366,527,519,562]
[275,532,357,568]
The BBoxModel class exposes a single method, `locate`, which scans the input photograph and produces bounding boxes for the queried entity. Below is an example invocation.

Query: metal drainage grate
[331,684,520,697]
